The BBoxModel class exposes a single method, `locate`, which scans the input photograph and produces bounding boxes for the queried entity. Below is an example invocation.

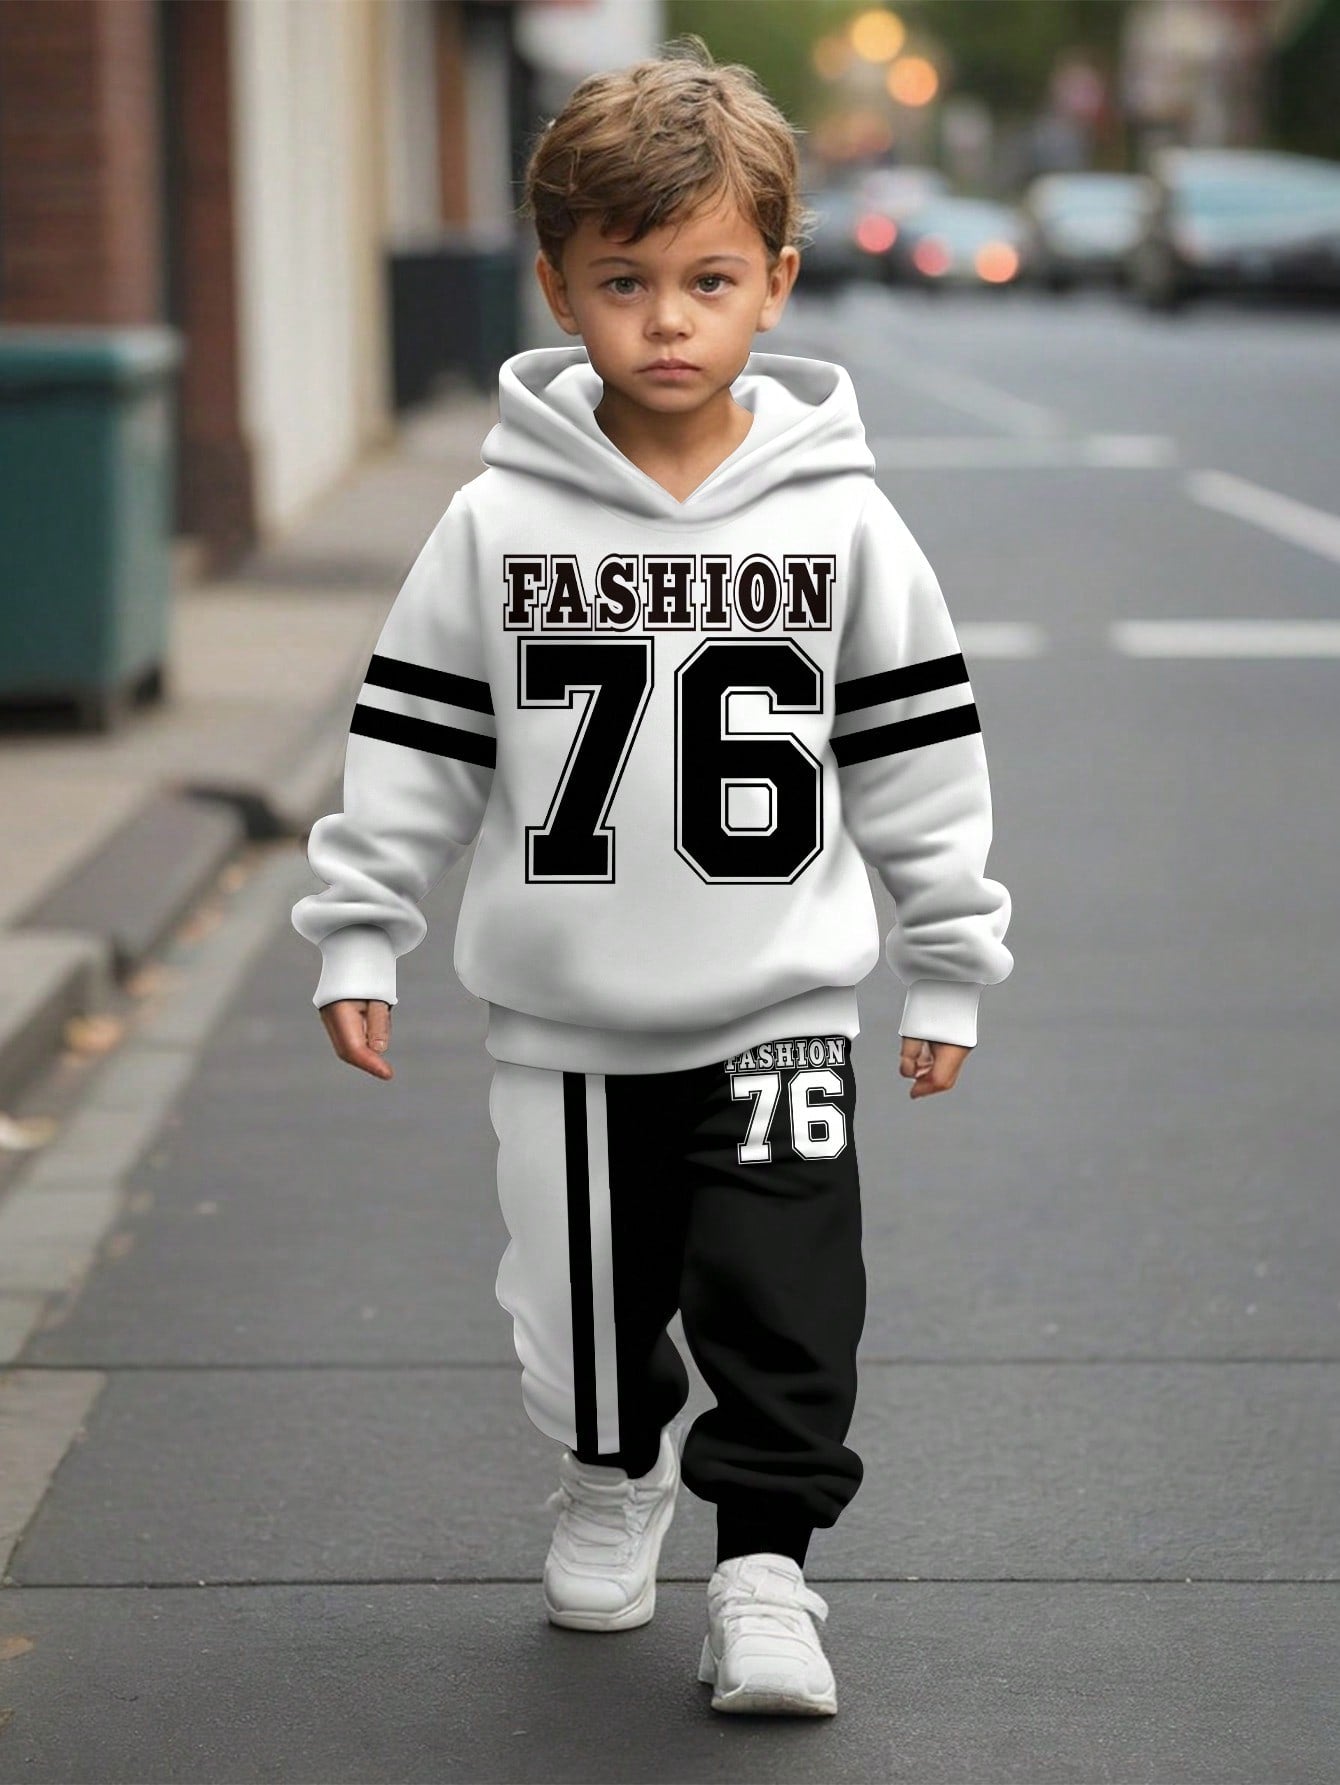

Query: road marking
[1186,471,1340,565]
[1111,620,1340,657]
[799,292,1068,436]
[957,623,1049,657]
[867,434,1178,468]
[1083,435,1181,468]
[873,362,1066,437]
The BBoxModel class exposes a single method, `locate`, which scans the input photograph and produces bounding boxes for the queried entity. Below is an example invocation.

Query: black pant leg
[572,1069,693,1475]
[676,1036,867,1562]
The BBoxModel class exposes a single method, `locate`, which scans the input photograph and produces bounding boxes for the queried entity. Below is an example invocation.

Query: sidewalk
[0,378,498,1121]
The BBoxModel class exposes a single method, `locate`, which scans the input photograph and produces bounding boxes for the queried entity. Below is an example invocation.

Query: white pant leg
[489,1060,620,1454]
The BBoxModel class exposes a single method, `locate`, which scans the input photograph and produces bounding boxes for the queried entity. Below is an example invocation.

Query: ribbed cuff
[899,979,983,1048]
[311,924,398,1009]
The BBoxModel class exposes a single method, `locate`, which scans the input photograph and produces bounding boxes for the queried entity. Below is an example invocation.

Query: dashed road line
[1186,470,1340,565]
[957,623,1048,657]
[1111,620,1340,657]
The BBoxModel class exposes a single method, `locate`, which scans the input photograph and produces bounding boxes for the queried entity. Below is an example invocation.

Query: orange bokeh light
[886,56,939,107]
[976,242,1019,283]
[812,34,852,81]
[849,9,906,62]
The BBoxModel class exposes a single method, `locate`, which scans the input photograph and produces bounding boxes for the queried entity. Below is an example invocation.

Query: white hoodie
[291,344,1014,1073]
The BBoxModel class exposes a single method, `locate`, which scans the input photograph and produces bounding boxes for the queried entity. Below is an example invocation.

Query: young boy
[291,38,1012,1719]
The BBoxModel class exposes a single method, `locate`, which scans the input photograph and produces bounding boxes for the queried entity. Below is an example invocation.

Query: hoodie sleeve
[290,488,495,1009]
[832,484,1014,1048]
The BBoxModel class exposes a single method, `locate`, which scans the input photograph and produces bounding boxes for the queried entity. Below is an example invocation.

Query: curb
[184,681,349,843]
[0,932,113,1114]
[0,691,349,1112]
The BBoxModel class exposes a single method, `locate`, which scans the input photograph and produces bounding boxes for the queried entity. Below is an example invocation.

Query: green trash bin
[0,325,183,731]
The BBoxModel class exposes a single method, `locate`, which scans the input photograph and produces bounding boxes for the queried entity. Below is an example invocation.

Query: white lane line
[1083,435,1181,468]
[870,361,1067,437]
[958,623,1049,657]
[1111,620,1340,657]
[1186,471,1340,565]
[868,435,1177,468]
[830,295,1071,437]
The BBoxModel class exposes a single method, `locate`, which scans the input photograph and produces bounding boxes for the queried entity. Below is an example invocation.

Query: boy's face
[535,193,799,418]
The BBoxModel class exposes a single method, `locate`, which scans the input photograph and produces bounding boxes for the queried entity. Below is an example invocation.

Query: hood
[480,343,875,525]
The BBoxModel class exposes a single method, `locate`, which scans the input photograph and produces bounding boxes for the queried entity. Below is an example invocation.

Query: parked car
[1019,172,1152,291]
[1127,147,1340,311]
[858,165,951,223]
[798,183,897,290]
[885,196,1025,291]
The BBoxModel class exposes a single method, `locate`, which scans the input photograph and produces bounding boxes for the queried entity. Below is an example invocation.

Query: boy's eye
[602,274,733,295]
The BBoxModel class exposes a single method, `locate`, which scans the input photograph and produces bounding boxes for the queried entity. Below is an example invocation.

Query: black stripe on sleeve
[832,700,981,767]
[350,702,497,768]
[835,652,969,715]
[364,652,494,715]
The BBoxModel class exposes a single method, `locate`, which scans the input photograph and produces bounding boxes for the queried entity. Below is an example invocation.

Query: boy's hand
[900,1035,971,1099]
[319,999,394,1081]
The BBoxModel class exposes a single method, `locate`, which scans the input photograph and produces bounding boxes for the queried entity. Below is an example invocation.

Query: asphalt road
[2,279,1337,1782]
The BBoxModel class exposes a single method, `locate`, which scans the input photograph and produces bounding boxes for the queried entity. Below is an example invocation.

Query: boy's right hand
[319,998,394,1080]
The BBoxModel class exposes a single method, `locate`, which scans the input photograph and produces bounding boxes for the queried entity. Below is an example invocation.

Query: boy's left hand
[900,1036,972,1099]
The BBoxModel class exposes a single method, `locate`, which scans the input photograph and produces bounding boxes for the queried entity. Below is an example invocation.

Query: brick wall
[0,0,164,322]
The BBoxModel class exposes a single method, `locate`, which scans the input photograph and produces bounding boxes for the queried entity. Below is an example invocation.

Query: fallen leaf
[63,1013,125,1055]
[124,963,174,999]
[176,905,224,944]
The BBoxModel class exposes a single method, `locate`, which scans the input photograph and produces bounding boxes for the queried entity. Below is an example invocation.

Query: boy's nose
[648,301,690,334]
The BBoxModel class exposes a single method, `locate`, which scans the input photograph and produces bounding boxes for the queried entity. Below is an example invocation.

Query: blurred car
[884,196,1025,291]
[798,183,899,291]
[1127,147,1340,311]
[858,165,951,223]
[1019,172,1151,291]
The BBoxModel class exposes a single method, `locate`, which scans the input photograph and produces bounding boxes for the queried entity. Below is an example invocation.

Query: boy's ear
[534,249,579,334]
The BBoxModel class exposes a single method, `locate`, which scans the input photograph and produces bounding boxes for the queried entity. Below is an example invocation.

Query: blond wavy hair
[520,34,816,273]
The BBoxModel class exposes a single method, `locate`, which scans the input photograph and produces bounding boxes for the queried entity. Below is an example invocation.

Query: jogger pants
[489,1033,867,1564]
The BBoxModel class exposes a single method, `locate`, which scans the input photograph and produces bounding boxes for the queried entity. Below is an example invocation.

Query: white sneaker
[542,1424,681,1631]
[697,1552,837,1716]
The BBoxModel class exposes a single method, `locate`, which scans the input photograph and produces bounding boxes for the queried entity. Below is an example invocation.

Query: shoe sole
[543,1440,681,1633]
[697,1633,837,1716]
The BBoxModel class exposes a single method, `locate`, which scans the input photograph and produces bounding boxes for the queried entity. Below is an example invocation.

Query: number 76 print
[518,635,825,886]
